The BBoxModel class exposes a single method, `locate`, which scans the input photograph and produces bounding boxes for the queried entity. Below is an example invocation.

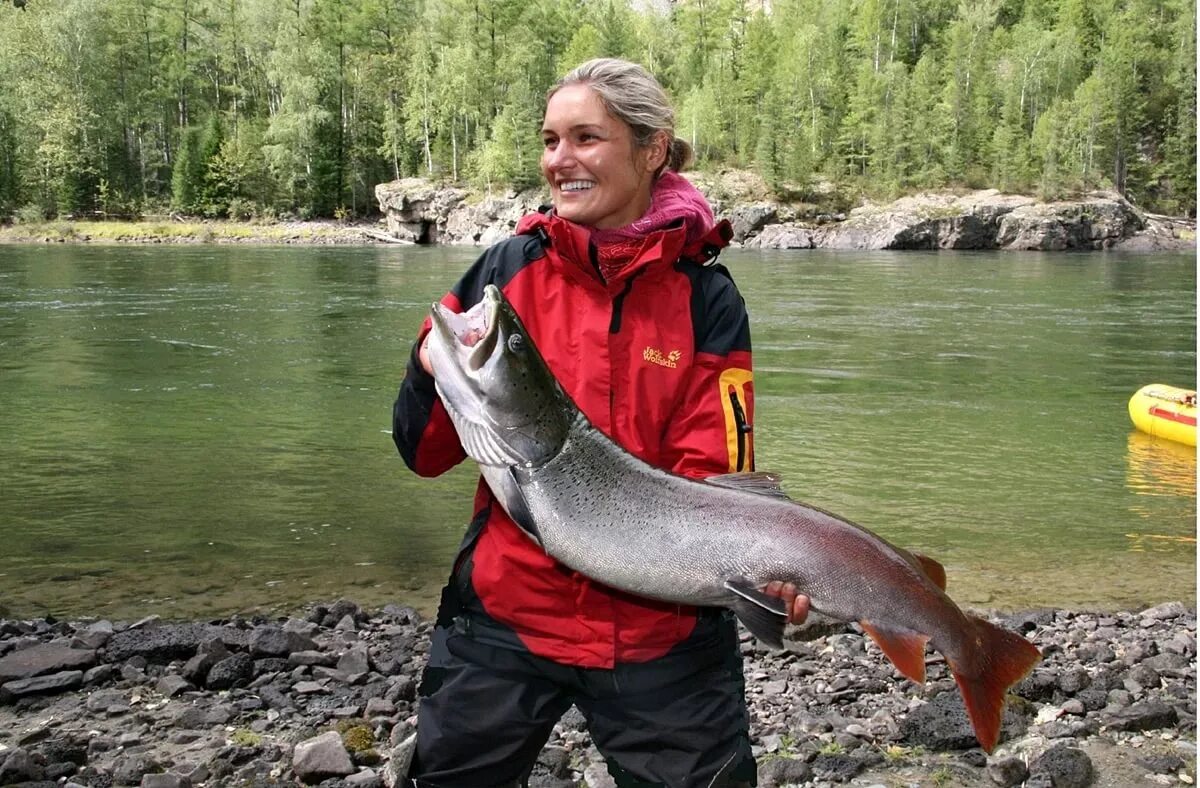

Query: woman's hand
[763,581,810,624]
[418,334,434,375]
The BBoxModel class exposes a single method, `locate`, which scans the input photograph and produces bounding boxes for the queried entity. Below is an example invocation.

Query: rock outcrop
[375,176,1195,252]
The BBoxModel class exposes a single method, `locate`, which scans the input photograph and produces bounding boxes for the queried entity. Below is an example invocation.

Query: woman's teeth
[560,181,594,192]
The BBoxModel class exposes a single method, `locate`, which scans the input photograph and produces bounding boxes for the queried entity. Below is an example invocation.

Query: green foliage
[0,0,1192,217]
[172,125,204,214]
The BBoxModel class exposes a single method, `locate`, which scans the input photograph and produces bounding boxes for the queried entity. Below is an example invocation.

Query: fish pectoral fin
[497,467,541,546]
[724,578,788,649]
[859,620,930,684]
[705,472,792,500]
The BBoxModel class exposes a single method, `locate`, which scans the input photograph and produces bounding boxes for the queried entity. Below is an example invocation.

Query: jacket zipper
[728,390,753,472]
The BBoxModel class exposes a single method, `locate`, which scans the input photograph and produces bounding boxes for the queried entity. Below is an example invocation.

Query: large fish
[425,284,1041,753]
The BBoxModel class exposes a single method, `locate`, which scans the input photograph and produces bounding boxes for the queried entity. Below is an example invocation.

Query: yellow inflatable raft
[1128,384,1197,447]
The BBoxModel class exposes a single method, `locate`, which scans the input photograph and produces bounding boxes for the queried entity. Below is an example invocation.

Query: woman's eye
[542,138,557,149]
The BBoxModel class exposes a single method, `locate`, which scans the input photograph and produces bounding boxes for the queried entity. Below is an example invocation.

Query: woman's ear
[644,131,670,174]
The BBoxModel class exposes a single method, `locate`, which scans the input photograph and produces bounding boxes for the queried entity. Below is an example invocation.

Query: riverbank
[0,218,386,246]
[2,173,1195,252]
[1,601,1193,787]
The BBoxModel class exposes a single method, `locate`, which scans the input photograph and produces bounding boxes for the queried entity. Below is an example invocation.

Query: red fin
[912,552,947,590]
[947,616,1043,753]
[860,621,929,683]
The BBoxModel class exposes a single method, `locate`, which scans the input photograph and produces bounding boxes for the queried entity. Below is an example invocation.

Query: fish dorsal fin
[859,620,930,684]
[724,578,788,649]
[705,472,791,500]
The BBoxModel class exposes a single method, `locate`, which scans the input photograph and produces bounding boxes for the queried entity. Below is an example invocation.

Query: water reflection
[1125,430,1197,553]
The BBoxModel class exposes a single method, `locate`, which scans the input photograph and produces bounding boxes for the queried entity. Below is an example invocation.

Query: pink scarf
[589,171,714,280]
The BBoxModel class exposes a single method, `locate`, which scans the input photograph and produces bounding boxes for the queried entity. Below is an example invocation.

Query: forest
[0,0,1194,222]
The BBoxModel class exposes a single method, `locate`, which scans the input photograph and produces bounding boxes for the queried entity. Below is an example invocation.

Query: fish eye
[507,334,525,353]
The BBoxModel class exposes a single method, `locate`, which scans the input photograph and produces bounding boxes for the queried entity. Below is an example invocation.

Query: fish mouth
[430,286,501,372]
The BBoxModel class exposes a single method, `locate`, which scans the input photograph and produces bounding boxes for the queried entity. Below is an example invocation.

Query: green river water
[0,245,1194,620]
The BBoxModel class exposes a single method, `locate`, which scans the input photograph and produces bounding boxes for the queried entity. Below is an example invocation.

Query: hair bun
[667,137,693,173]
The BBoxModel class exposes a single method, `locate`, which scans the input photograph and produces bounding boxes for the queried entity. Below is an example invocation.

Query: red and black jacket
[392,211,755,669]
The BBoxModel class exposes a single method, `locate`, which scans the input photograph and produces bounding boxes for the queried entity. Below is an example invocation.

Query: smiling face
[540,84,667,230]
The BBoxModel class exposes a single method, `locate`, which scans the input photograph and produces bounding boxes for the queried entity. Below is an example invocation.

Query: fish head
[427,284,573,468]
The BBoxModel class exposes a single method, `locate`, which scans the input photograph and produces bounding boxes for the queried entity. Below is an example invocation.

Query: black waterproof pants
[408,611,757,787]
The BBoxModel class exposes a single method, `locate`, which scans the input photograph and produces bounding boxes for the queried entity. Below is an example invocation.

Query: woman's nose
[544,140,574,171]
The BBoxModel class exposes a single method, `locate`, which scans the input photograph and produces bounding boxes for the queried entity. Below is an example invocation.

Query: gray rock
[758,755,812,787]
[0,669,83,702]
[345,770,382,788]
[140,774,191,788]
[156,674,192,697]
[292,730,356,784]
[1028,744,1093,788]
[113,754,161,786]
[728,203,778,243]
[380,734,416,788]
[986,755,1028,786]
[289,650,337,667]
[900,690,1027,751]
[1142,601,1190,620]
[0,747,45,784]
[105,623,225,663]
[250,625,317,656]
[338,644,371,675]
[1103,699,1180,732]
[205,653,253,690]
[811,751,864,780]
[0,643,96,682]
[743,223,815,249]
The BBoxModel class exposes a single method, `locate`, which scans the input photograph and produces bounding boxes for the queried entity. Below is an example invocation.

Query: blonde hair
[549,58,693,174]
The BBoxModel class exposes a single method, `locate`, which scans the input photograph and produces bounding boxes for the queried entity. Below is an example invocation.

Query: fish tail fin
[860,621,930,683]
[947,616,1042,753]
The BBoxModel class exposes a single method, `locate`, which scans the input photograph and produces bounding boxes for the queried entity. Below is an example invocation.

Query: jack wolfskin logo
[643,347,682,369]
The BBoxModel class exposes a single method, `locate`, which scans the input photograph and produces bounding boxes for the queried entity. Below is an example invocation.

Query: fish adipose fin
[705,472,791,500]
[911,552,947,590]
[946,616,1043,753]
[724,578,788,648]
[859,621,930,683]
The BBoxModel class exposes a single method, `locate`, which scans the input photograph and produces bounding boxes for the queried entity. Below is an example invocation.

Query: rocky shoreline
[374,174,1196,253]
[0,600,1194,788]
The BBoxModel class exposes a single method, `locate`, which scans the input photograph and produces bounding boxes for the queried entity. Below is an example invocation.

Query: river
[0,245,1194,620]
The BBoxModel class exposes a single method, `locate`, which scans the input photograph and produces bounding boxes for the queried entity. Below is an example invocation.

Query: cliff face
[374,176,1195,252]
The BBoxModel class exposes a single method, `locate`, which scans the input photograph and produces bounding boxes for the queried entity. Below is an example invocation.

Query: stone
[812,752,864,780]
[380,734,416,788]
[0,669,83,702]
[1142,602,1189,620]
[1028,745,1093,788]
[289,650,337,668]
[0,747,45,784]
[345,769,382,788]
[758,756,812,787]
[156,675,192,698]
[901,690,1027,751]
[987,755,1029,786]
[250,625,317,656]
[0,643,96,682]
[205,653,253,691]
[105,624,226,663]
[1103,699,1180,732]
[140,774,191,788]
[292,730,356,784]
[338,644,372,675]
[113,754,162,786]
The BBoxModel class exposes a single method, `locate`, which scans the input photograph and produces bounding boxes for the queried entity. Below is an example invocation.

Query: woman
[393,58,808,787]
